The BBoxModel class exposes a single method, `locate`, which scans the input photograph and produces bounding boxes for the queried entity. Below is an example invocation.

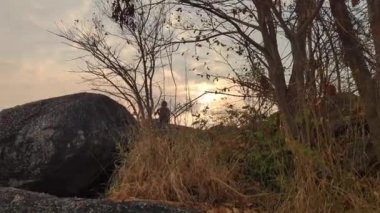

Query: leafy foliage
[242,121,293,192]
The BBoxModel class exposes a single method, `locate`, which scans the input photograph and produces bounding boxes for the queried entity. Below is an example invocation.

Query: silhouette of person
[155,100,171,128]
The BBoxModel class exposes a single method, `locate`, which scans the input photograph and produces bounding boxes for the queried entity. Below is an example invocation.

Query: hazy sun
[199,93,216,105]
[194,83,215,105]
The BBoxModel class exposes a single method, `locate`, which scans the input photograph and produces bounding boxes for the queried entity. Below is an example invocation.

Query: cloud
[0,57,89,109]
[0,0,93,109]
[0,0,234,117]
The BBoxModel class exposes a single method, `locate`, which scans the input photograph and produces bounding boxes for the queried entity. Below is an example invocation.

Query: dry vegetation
[106,111,380,212]
[107,128,246,209]
[58,0,380,211]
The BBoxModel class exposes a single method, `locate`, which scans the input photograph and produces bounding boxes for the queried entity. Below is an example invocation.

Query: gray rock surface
[0,93,137,197]
[320,92,361,120]
[319,93,367,136]
[0,187,197,213]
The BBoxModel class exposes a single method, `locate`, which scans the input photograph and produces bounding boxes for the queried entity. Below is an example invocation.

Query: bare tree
[57,0,177,123]
[329,0,380,160]
[367,0,380,81]
[175,0,325,141]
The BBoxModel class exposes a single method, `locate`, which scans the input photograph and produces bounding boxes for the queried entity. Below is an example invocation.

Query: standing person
[155,100,171,129]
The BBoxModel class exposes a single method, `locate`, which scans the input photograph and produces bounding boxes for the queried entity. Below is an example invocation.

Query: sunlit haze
[0,1,243,126]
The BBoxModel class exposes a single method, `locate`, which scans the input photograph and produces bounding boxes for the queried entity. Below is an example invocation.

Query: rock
[0,187,198,213]
[320,92,361,120]
[319,93,367,136]
[0,93,137,197]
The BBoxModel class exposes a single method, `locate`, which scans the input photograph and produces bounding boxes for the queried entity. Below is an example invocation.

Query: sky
[0,0,96,109]
[0,0,229,111]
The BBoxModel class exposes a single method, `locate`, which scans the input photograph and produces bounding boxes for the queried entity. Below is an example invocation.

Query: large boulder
[318,92,367,136]
[0,187,197,213]
[0,93,137,197]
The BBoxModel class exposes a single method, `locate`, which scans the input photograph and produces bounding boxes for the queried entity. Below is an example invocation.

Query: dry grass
[107,128,252,209]
[278,139,380,213]
[107,123,380,212]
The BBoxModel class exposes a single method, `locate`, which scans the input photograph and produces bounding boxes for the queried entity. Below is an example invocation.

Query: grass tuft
[107,128,249,208]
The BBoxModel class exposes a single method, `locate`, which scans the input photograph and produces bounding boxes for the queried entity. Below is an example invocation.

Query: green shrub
[244,131,293,192]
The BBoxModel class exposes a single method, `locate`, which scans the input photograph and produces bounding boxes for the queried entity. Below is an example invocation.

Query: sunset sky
[0,0,95,109]
[0,0,241,123]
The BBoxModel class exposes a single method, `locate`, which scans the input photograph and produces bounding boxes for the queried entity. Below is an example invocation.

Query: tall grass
[107,116,380,212]
[278,138,380,212]
[107,128,249,209]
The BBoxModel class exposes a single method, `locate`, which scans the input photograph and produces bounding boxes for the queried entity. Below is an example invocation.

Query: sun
[195,83,216,105]
[199,93,216,105]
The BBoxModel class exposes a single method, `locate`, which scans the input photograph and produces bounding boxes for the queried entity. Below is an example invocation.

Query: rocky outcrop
[319,92,361,119]
[0,187,197,213]
[0,93,137,197]
[318,93,367,136]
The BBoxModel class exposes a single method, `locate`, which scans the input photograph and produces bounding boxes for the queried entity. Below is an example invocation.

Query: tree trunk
[330,0,380,162]
[254,1,300,140]
[367,0,380,80]
[278,0,318,142]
